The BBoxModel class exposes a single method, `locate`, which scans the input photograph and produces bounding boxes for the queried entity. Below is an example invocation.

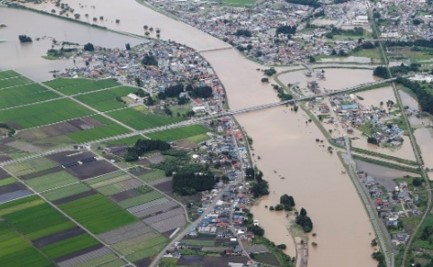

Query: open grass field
[59,194,137,234]
[125,235,168,262]
[5,157,58,176]
[44,78,120,95]
[26,171,78,192]
[147,125,208,142]
[108,108,183,130]
[0,70,20,79]
[0,196,75,240]
[43,183,91,201]
[73,253,119,267]
[138,169,165,184]
[0,83,61,109]
[0,76,32,89]
[41,233,99,259]
[0,221,52,267]
[117,190,163,209]
[105,135,142,146]
[75,86,137,112]
[0,98,94,129]
[67,115,130,143]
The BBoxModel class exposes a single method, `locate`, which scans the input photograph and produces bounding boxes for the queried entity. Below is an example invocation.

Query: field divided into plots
[66,115,130,143]
[44,78,120,95]
[74,86,138,112]
[108,107,184,130]
[147,125,208,142]
[0,99,94,129]
[0,83,61,110]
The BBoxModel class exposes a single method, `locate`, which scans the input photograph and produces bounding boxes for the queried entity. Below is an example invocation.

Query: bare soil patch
[0,168,10,179]
[54,244,104,263]
[19,166,63,180]
[48,151,96,166]
[32,227,85,248]
[52,190,97,205]
[110,188,141,202]
[128,166,152,177]
[0,183,27,194]
[66,160,118,180]
[154,180,173,195]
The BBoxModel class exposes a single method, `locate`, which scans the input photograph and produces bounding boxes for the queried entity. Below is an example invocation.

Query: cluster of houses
[56,41,226,115]
[359,172,421,246]
[374,0,433,40]
[144,0,373,64]
[316,94,405,147]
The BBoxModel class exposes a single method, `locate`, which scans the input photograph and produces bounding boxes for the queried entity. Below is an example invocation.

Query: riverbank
[1,2,379,266]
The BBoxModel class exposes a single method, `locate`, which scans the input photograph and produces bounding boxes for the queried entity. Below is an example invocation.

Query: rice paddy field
[44,78,120,95]
[74,86,138,112]
[0,72,195,265]
[147,125,208,142]
[107,108,183,130]
[0,98,94,129]
[25,171,78,192]
[66,115,130,143]
[59,194,137,234]
[0,83,61,109]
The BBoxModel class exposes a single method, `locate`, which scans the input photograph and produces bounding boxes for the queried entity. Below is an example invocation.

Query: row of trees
[373,63,420,79]
[286,0,320,8]
[157,83,213,100]
[396,77,433,115]
[124,139,171,162]
[172,171,216,195]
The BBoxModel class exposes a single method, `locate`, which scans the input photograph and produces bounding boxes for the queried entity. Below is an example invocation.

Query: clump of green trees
[173,171,216,195]
[296,208,313,233]
[245,167,269,198]
[396,77,433,115]
[124,139,171,161]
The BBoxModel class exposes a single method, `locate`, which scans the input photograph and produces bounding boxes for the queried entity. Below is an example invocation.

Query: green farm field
[44,78,120,95]
[5,157,58,176]
[0,196,75,240]
[67,115,130,143]
[75,86,138,112]
[0,83,60,109]
[41,234,99,259]
[108,108,183,130]
[0,76,32,89]
[43,183,92,201]
[137,169,165,184]
[26,171,78,192]
[147,125,208,142]
[0,98,94,129]
[59,194,137,234]
[0,70,20,79]
[117,190,163,208]
[0,221,52,267]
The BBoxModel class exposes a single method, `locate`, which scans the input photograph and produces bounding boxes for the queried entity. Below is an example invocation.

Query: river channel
[1,3,379,266]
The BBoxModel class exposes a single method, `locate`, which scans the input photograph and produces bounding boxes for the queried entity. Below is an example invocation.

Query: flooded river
[0,7,142,80]
[1,3,378,266]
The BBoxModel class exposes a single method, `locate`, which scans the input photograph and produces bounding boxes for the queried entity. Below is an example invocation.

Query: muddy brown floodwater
[2,2,378,265]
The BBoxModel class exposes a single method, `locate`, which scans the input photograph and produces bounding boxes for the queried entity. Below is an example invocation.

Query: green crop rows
[75,86,137,111]
[44,78,120,95]
[108,108,183,130]
[59,194,137,234]
[0,98,94,129]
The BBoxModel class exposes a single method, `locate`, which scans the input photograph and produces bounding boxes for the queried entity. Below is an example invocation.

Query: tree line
[172,171,216,195]
[124,139,171,162]
[396,77,433,115]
